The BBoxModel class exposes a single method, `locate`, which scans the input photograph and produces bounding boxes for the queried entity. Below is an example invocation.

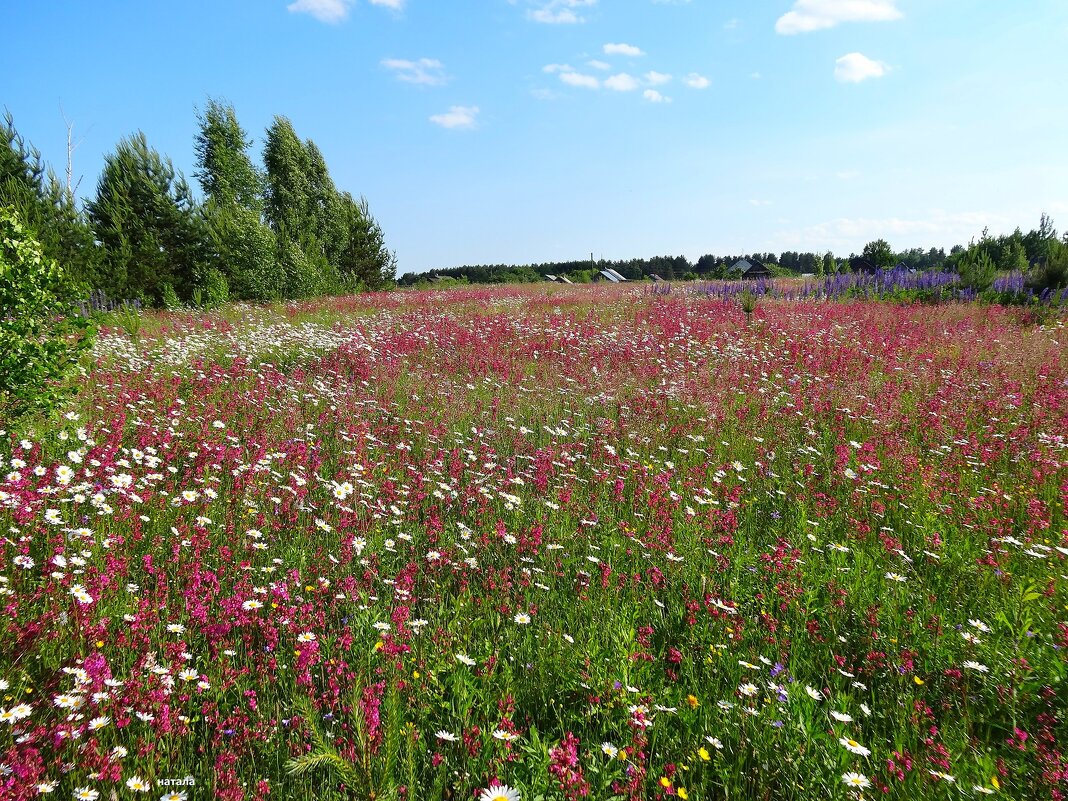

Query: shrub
[202,267,230,308]
[160,282,182,310]
[0,207,94,426]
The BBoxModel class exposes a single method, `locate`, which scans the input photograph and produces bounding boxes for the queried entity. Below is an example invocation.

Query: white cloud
[834,52,888,83]
[528,0,596,24]
[724,17,740,30]
[684,73,710,89]
[381,58,447,86]
[603,42,645,57]
[429,105,479,129]
[587,59,611,70]
[542,63,574,73]
[369,0,404,8]
[559,71,601,89]
[776,0,902,35]
[644,71,672,85]
[286,0,353,23]
[643,89,671,103]
[604,73,641,91]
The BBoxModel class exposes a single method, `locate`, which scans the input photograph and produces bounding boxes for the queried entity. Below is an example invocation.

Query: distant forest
[399,217,1063,287]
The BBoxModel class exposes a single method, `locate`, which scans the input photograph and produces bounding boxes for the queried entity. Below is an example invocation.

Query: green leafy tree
[263,116,312,239]
[861,239,895,271]
[194,100,279,301]
[194,99,264,212]
[1028,239,1068,294]
[0,207,94,424]
[87,132,209,304]
[206,203,282,300]
[1023,213,1058,263]
[304,140,346,266]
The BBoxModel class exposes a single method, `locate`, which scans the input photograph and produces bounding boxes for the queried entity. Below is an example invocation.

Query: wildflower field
[2,285,1067,801]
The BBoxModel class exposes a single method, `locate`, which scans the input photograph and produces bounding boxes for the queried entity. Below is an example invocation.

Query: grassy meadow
[1,284,1066,800]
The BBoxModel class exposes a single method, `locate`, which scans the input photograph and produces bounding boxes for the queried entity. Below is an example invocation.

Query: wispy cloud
[381,58,448,85]
[527,0,596,24]
[559,71,600,88]
[643,89,671,103]
[644,71,671,85]
[368,0,405,8]
[603,42,645,57]
[684,73,709,89]
[587,59,611,70]
[834,52,888,83]
[286,0,353,24]
[776,0,902,35]
[429,105,479,129]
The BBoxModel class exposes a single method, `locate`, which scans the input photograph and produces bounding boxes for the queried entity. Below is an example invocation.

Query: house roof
[604,268,628,281]
[732,258,769,275]
[598,269,622,283]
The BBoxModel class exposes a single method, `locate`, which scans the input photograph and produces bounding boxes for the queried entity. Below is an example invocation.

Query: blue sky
[3,0,1067,272]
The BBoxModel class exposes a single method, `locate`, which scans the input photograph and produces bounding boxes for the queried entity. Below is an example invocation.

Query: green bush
[160,282,182,310]
[0,207,94,426]
[202,267,230,308]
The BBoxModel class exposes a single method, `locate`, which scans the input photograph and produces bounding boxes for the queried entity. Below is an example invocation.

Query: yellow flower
[95,640,104,648]
[373,641,384,651]
[686,694,699,708]
[678,789,689,800]
[991,776,1000,790]
[413,670,421,679]
[698,747,711,762]
[913,676,925,685]
[660,777,672,789]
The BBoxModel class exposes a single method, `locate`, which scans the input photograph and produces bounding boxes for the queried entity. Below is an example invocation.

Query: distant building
[730,258,771,279]
[558,275,574,284]
[649,273,664,282]
[544,274,559,282]
[596,269,627,283]
[850,257,878,274]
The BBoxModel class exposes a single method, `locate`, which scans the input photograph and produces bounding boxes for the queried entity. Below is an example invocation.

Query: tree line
[399,217,1067,289]
[0,101,395,307]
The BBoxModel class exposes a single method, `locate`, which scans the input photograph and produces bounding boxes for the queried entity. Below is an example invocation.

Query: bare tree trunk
[60,104,85,199]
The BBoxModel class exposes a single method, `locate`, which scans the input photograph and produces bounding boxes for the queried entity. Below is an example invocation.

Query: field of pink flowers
[2,285,1067,800]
